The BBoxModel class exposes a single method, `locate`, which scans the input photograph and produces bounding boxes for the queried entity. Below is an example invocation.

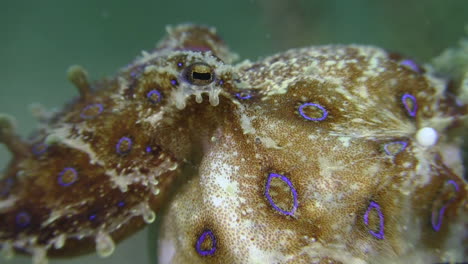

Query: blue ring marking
[117,200,126,208]
[196,230,217,256]
[401,94,417,117]
[130,70,140,78]
[235,92,252,100]
[32,142,48,156]
[146,90,162,104]
[383,141,408,155]
[88,213,97,221]
[170,79,178,86]
[400,59,420,73]
[363,201,385,240]
[298,102,328,121]
[129,64,145,78]
[80,103,104,119]
[58,167,78,187]
[145,146,152,153]
[0,178,14,197]
[16,211,31,228]
[116,137,133,155]
[177,62,184,67]
[431,180,459,232]
[265,173,298,216]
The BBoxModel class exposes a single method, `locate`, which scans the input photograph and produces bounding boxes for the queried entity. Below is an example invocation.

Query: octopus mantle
[0,24,467,264]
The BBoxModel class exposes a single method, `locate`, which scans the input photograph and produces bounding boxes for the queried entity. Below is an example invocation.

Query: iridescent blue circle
[235,92,252,100]
[265,173,298,216]
[431,180,459,232]
[130,71,138,78]
[32,142,48,156]
[116,136,133,155]
[130,65,145,78]
[146,90,162,104]
[196,230,216,256]
[16,211,31,228]
[80,103,104,119]
[145,146,152,153]
[400,59,421,73]
[170,79,178,86]
[117,200,126,208]
[401,93,417,117]
[88,213,97,221]
[383,141,408,156]
[363,201,385,239]
[57,167,78,187]
[298,102,328,121]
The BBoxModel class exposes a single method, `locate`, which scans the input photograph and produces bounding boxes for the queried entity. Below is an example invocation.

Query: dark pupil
[193,71,211,81]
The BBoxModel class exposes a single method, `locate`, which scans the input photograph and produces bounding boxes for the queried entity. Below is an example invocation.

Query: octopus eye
[183,62,214,86]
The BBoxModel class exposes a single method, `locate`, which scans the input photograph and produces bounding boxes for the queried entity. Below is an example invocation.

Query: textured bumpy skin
[0,24,467,264]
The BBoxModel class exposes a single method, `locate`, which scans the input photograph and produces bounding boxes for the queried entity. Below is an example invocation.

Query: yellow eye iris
[184,62,214,86]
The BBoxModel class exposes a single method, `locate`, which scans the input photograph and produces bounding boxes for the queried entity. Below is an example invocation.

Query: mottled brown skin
[0,24,467,264]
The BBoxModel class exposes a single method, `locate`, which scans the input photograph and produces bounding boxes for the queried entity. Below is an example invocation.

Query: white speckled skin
[156,26,467,264]
[0,24,466,264]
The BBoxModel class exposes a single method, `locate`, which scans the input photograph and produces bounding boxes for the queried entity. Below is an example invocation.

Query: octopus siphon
[0,24,467,264]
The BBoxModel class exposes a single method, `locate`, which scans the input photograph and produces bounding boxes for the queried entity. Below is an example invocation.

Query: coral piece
[0,24,467,264]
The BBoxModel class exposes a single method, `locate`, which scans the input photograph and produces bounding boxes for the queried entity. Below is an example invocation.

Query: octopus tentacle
[0,24,238,263]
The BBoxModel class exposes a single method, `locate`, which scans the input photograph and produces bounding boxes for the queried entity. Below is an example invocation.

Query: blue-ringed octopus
[0,24,467,264]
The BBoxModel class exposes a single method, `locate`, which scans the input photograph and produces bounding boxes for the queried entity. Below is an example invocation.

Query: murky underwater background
[1,0,467,263]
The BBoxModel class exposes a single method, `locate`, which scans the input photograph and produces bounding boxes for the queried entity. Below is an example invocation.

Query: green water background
[1,0,467,263]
